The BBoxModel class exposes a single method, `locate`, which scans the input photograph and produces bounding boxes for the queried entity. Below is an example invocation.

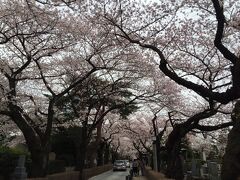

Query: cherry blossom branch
[211,0,238,64]
[195,121,233,131]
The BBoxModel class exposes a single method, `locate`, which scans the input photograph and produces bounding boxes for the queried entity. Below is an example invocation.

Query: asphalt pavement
[89,169,130,180]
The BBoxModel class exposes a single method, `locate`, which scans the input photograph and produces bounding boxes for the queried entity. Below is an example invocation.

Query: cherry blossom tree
[121,115,153,155]
[94,0,240,179]
[0,1,77,176]
[0,0,123,177]
[2,0,240,179]
[165,103,232,179]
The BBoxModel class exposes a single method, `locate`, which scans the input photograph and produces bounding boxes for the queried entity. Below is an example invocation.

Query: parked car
[113,160,127,171]
[124,160,130,168]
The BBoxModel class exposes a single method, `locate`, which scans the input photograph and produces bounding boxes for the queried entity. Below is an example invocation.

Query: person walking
[139,159,146,176]
[132,159,139,176]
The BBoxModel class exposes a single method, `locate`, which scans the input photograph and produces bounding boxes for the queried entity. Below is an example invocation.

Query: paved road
[89,169,130,180]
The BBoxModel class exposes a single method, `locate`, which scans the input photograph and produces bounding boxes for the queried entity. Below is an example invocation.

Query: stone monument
[12,155,27,180]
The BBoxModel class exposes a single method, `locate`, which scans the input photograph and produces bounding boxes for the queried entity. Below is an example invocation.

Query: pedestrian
[139,159,145,176]
[132,159,139,176]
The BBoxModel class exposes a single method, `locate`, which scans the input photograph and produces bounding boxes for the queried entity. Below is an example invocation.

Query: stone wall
[27,164,112,180]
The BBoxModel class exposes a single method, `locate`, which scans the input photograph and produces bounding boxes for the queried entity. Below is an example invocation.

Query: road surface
[89,169,130,180]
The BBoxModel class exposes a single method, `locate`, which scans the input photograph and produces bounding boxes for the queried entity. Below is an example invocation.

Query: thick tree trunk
[97,142,105,166]
[29,147,49,177]
[9,105,50,178]
[76,142,87,180]
[165,126,185,180]
[8,100,55,178]
[95,116,104,166]
[221,101,240,180]
[26,132,50,178]
[104,144,110,164]
[75,124,88,180]
[166,140,183,180]
[155,136,161,171]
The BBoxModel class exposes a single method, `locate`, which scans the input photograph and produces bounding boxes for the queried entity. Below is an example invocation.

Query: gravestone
[200,164,209,179]
[191,159,200,177]
[202,150,207,162]
[12,155,27,180]
[208,162,220,180]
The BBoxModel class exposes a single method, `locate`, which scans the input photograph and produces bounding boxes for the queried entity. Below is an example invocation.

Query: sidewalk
[132,175,172,180]
[132,176,147,180]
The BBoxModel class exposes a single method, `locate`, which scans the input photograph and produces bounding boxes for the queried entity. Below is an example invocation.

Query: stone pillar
[202,150,207,162]
[208,162,220,180]
[12,155,27,180]
[191,159,200,177]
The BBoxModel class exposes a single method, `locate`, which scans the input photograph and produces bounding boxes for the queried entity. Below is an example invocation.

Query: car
[113,160,127,171]
[124,160,130,168]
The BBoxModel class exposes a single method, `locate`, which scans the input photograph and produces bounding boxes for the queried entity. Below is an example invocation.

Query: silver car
[113,160,127,171]
[124,160,130,168]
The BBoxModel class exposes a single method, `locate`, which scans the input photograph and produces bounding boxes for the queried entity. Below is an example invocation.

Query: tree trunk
[76,141,87,180]
[75,124,88,180]
[221,101,240,180]
[155,136,161,171]
[111,150,118,164]
[97,141,105,166]
[8,100,54,178]
[95,115,104,166]
[165,126,184,180]
[9,106,50,178]
[29,146,49,177]
[104,144,110,164]
[166,140,183,180]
